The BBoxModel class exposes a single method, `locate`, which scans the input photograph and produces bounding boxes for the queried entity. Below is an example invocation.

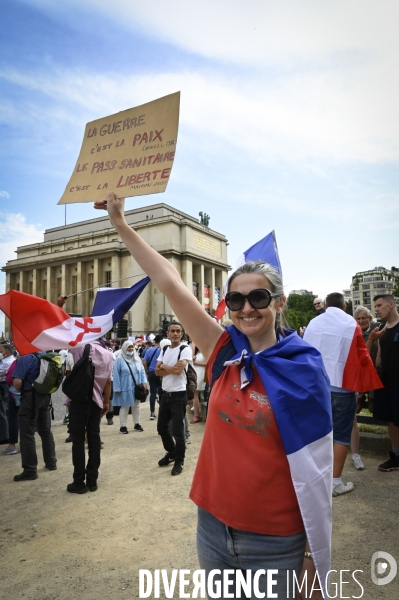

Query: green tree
[285,294,317,330]
[346,299,353,316]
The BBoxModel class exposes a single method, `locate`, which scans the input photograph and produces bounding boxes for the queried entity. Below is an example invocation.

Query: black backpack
[162,344,198,400]
[62,345,95,403]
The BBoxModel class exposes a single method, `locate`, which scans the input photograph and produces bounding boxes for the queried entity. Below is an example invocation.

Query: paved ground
[1,398,398,600]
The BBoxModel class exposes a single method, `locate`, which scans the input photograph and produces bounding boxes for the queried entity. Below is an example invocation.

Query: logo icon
[371,551,397,586]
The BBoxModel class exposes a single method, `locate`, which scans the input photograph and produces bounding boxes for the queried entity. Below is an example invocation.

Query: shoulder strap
[147,348,158,368]
[123,359,138,385]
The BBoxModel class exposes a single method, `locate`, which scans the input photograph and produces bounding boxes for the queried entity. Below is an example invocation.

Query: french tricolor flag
[215,231,281,322]
[0,276,150,355]
[303,307,383,392]
[225,325,333,597]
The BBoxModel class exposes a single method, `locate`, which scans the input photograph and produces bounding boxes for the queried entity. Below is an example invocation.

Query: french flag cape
[225,325,333,596]
[303,308,382,392]
[0,276,150,355]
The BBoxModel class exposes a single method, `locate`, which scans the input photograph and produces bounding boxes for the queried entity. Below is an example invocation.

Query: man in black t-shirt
[368,294,399,471]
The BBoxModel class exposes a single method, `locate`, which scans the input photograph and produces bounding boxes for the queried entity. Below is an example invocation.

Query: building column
[32,269,37,296]
[6,273,11,293]
[76,262,82,315]
[93,259,99,289]
[181,259,193,291]
[199,264,205,306]
[19,270,25,293]
[210,267,216,309]
[46,267,52,303]
[61,264,66,297]
[111,254,120,287]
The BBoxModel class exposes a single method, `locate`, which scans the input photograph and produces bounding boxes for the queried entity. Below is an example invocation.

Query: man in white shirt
[155,322,192,476]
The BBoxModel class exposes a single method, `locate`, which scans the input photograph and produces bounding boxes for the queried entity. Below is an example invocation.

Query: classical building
[350,266,399,315]
[2,203,230,338]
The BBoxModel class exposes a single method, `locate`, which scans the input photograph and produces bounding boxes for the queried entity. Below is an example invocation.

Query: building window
[28,281,33,295]
[362,284,370,290]
[57,278,62,298]
[105,271,112,288]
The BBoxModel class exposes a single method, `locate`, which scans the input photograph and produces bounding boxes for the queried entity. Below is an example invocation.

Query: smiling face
[228,273,286,352]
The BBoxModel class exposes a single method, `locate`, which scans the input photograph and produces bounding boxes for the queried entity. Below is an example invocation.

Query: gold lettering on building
[193,233,220,255]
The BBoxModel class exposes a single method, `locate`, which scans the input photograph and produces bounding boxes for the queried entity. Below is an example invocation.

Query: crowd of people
[0,189,397,599]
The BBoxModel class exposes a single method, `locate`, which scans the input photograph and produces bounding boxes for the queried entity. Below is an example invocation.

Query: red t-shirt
[190,331,303,535]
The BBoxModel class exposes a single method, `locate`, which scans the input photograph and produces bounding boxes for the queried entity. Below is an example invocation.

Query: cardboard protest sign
[58,92,180,204]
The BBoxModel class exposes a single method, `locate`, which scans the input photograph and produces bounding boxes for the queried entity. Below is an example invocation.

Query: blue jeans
[197,507,306,599]
[331,391,356,445]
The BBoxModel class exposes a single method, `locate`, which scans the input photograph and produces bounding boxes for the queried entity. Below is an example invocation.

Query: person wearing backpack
[155,321,192,476]
[66,340,113,494]
[12,352,57,481]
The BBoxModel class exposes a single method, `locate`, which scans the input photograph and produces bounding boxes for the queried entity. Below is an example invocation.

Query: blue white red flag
[304,307,382,392]
[224,325,333,597]
[215,231,282,321]
[0,276,150,355]
[91,276,150,321]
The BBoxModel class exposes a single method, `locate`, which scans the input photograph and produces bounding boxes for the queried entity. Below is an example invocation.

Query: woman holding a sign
[95,192,331,600]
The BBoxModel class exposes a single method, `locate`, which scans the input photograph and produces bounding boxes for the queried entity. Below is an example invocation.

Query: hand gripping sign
[58,92,180,204]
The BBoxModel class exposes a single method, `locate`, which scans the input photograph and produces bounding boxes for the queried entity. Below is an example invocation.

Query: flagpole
[65,272,147,298]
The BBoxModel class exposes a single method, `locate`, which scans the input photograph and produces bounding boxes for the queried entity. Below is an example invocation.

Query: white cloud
[1,66,398,168]
[0,212,44,334]
[24,0,399,66]
[0,212,44,267]
[0,191,10,199]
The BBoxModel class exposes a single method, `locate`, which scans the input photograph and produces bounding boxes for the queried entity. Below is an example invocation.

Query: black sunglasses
[225,288,279,311]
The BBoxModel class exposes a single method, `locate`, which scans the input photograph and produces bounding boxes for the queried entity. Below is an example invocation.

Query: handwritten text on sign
[58,92,180,204]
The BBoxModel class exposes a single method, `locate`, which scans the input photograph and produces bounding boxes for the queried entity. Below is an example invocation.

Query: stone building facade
[2,203,230,337]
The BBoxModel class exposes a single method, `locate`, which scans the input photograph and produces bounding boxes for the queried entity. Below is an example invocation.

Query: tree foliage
[285,294,317,330]
[346,299,353,316]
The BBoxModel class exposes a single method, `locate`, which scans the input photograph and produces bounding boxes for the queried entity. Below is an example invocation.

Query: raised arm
[94,192,224,360]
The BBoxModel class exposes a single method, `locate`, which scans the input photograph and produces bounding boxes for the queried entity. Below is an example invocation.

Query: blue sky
[1,0,398,331]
